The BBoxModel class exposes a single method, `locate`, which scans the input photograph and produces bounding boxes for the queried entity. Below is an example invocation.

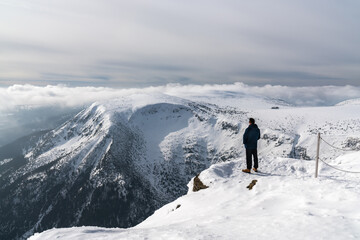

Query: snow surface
[29,155,360,240]
[336,98,360,106]
[0,158,12,165]
[28,93,360,240]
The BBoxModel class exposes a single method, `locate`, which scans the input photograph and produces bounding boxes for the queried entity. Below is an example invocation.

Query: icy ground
[29,152,360,240]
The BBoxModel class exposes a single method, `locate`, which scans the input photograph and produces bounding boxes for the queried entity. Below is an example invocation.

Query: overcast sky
[1,0,360,87]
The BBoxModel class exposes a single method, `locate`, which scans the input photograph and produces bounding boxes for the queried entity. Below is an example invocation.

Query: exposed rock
[343,137,360,150]
[221,122,239,133]
[246,180,257,190]
[193,174,209,192]
[289,146,311,160]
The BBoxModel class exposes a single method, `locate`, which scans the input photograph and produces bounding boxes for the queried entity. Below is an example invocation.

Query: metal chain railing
[320,136,356,152]
[315,134,360,176]
[319,158,360,174]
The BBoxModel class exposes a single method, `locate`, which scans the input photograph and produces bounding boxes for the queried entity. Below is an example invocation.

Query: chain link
[319,158,360,174]
[320,136,355,152]
[317,135,360,174]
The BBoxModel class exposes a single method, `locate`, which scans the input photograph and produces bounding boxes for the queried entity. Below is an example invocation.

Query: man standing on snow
[242,118,260,173]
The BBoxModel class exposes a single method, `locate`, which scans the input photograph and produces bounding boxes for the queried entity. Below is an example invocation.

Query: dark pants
[246,149,258,169]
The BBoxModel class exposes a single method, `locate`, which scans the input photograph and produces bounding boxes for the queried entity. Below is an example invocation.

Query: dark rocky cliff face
[0,113,159,239]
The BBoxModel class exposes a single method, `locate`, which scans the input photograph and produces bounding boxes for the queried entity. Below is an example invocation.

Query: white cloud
[1,83,360,113]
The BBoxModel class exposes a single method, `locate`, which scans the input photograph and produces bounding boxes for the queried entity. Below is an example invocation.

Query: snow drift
[29,154,360,240]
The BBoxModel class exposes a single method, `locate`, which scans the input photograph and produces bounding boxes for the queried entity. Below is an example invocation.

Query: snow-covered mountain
[336,98,360,106]
[1,92,360,240]
[27,97,360,239]
[1,93,250,239]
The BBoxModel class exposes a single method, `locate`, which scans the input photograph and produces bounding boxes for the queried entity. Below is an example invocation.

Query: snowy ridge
[336,98,360,106]
[27,96,360,240]
[1,93,251,239]
[29,154,360,240]
[1,92,360,239]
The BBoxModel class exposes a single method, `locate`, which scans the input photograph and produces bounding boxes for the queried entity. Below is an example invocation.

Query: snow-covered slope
[2,91,360,240]
[29,153,360,240]
[1,93,251,239]
[336,98,360,106]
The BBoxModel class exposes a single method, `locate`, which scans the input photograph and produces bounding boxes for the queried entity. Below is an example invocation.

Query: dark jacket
[243,124,260,149]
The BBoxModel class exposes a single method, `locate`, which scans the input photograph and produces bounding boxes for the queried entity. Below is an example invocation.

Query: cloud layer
[1,0,360,86]
[1,82,360,146]
[1,83,360,112]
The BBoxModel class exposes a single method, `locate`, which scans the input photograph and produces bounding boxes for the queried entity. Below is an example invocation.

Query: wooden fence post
[315,133,321,178]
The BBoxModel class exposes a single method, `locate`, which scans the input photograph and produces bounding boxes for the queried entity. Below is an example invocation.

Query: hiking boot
[252,168,258,172]
[242,169,251,173]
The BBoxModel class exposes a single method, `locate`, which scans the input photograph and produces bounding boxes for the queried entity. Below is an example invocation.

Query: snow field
[29,155,360,240]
